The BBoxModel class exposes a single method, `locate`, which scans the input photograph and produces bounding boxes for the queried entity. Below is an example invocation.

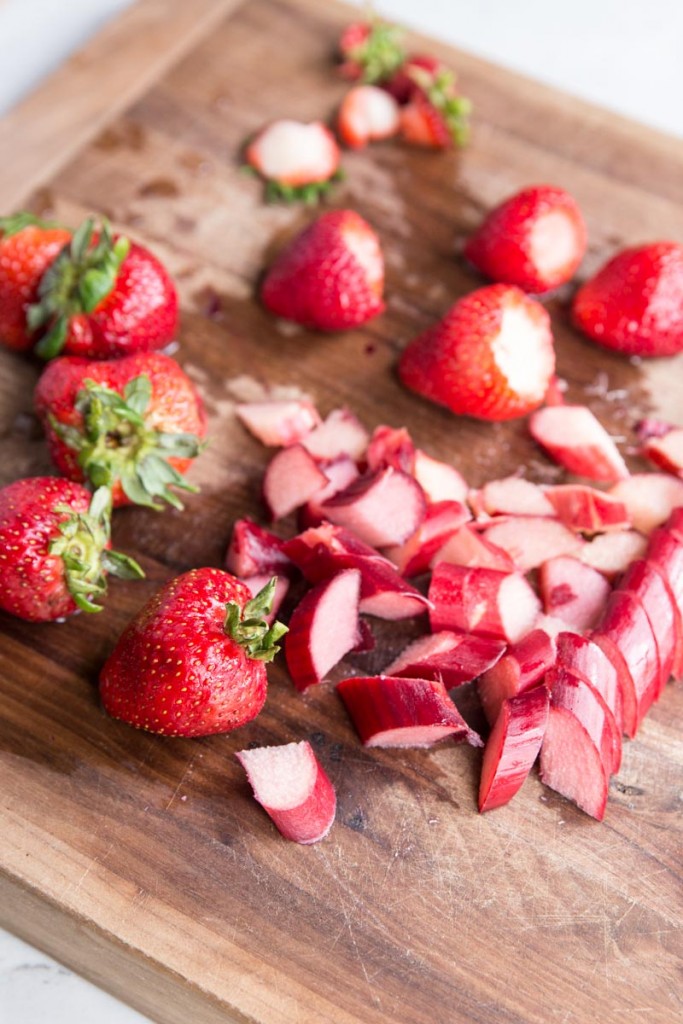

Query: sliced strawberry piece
[239,573,290,625]
[399,284,556,422]
[641,427,683,477]
[429,563,541,643]
[225,518,292,578]
[546,666,621,776]
[399,66,470,148]
[236,741,336,844]
[620,560,677,695]
[478,629,555,726]
[580,530,648,578]
[479,686,549,812]
[337,675,481,748]
[543,484,630,534]
[320,466,427,547]
[366,425,416,473]
[479,476,555,518]
[262,444,328,520]
[338,85,400,148]
[245,120,341,201]
[529,405,629,482]
[464,185,587,294]
[608,473,683,534]
[235,399,321,447]
[539,556,611,631]
[435,523,515,572]
[299,455,360,528]
[383,500,471,576]
[384,630,506,688]
[284,569,361,691]
[555,631,623,729]
[413,449,468,503]
[540,705,609,820]
[482,516,585,571]
[300,407,369,462]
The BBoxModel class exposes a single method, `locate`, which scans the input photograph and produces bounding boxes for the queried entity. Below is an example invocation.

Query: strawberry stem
[348,19,405,83]
[224,577,288,662]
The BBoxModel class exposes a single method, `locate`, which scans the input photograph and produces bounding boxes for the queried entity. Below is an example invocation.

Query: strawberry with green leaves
[34,352,207,509]
[0,477,143,622]
[338,18,406,83]
[399,65,471,148]
[100,571,287,737]
[27,216,179,359]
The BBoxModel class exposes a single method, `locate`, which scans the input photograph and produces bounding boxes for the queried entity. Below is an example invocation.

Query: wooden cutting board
[1,2,682,1022]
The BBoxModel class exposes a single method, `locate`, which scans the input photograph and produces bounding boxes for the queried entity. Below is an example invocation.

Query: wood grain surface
[1,1,682,1022]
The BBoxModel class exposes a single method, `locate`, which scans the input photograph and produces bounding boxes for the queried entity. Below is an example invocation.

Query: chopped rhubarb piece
[580,530,648,578]
[642,427,683,477]
[645,523,683,678]
[478,686,549,812]
[356,560,431,619]
[546,666,621,775]
[620,559,678,695]
[263,444,328,520]
[413,449,468,503]
[479,476,555,517]
[320,466,426,547]
[555,631,623,729]
[544,484,630,535]
[366,425,416,473]
[539,556,611,631]
[429,563,540,643]
[383,500,470,576]
[434,523,515,571]
[285,569,361,691]
[529,405,629,482]
[300,408,369,462]
[540,706,609,820]
[337,675,481,748]
[478,629,555,725]
[226,518,292,577]
[482,516,584,571]
[608,473,683,534]
[239,574,290,625]
[636,417,673,442]
[235,399,321,447]
[384,630,506,688]
[533,612,577,640]
[299,455,360,527]
[236,741,336,844]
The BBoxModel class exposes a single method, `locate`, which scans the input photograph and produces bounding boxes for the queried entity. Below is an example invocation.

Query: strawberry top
[338,19,406,83]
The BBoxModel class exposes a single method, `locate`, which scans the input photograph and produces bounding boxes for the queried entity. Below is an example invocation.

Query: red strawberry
[572,242,683,357]
[464,185,587,293]
[337,85,400,149]
[34,352,207,509]
[245,120,341,203]
[398,284,556,421]
[27,217,178,360]
[99,571,287,737]
[338,19,405,83]
[399,66,471,148]
[383,54,442,105]
[0,478,142,622]
[0,213,71,352]
[261,209,385,331]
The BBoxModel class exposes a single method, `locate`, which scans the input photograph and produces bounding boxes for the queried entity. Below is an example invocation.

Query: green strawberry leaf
[224,577,288,662]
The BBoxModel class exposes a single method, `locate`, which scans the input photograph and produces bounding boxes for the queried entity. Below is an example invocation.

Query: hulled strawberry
[27,217,178,359]
[0,213,72,352]
[34,352,206,508]
[99,570,287,737]
[0,478,143,622]
[399,66,471,148]
[337,85,400,149]
[337,19,405,83]
[464,185,587,293]
[245,120,341,204]
[572,242,683,356]
[398,284,555,421]
[261,209,385,330]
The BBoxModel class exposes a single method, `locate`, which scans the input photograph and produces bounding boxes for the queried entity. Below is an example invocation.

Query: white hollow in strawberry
[383,500,470,576]
[239,574,290,625]
[539,704,609,821]
[539,555,611,631]
[284,569,361,692]
[529,405,629,482]
[479,476,555,517]
[299,455,360,528]
[482,516,585,571]
[555,631,624,730]
[337,85,401,148]
[383,630,506,688]
[320,466,427,547]
[225,518,292,578]
[620,559,679,695]
[337,675,482,748]
[478,686,549,813]
[299,408,369,462]
[245,120,340,188]
[641,427,683,477]
[478,628,555,726]
[235,741,336,845]
[608,473,683,534]
[429,562,541,643]
[235,399,321,448]
[262,443,328,520]
[413,449,468,503]
[579,530,648,578]
[546,666,621,775]
[433,523,515,571]
[543,484,630,535]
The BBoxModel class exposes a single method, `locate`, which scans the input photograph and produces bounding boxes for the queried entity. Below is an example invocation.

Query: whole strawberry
[464,185,587,293]
[261,209,385,330]
[0,213,72,352]
[27,217,178,359]
[0,478,142,622]
[399,65,471,148]
[34,352,207,508]
[338,19,405,83]
[99,570,287,737]
[398,283,555,421]
[572,241,683,356]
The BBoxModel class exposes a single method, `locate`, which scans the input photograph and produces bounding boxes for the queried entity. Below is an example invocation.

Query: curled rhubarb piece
[478,686,549,812]
[320,466,427,547]
[482,516,584,571]
[285,569,361,691]
[236,741,336,844]
[479,476,554,517]
[235,399,321,447]
[642,427,683,477]
[384,630,506,688]
[429,563,540,643]
[366,425,416,473]
[539,556,611,632]
[299,455,360,527]
[608,473,683,534]
[383,500,470,576]
[543,484,630,535]
[546,666,621,775]
[529,405,629,483]
[478,629,555,726]
[555,631,623,730]
[620,559,678,694]
[540,703,609,821]
[580,530,647,579]
[434,523,515,572]
[300,408,369,462]
[225,518,292,578]
[413,449,468,503]
[262,443,328,520]
[337,675,481,747]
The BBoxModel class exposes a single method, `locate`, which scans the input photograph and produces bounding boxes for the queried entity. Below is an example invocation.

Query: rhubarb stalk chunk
[540,707,609,821]
[478,686,549,812]
[284,569,361,691]
[429,562,540,642]
[236,741,336,844]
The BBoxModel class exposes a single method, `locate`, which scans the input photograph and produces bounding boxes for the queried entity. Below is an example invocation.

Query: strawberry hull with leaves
[34,352,207,508]
[100,571,287,737]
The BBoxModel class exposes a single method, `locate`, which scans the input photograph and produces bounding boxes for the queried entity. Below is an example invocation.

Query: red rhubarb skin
[429,562,538,641]
[554,632,624,731]
[546,666,621,775]
[478,629,555,725]
[320,466,427,547]
[540,706,609,820]
[284,570,360,692]
[544,485,630,534]
[644,525,683,678]
[384,500,471,577]
[478,685,549,812]
[393,633,507,688]
[620,559,678,695]
[225,518,292,577]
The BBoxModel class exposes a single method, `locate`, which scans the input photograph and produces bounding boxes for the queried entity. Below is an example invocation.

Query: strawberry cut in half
[261,209,385,331]
[464,185,587,294]
[245,120,342,204]
[399,284,556,421]
[338,85,400,148]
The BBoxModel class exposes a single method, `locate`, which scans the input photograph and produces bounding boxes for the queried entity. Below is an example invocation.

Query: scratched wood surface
[1,1,682,1022]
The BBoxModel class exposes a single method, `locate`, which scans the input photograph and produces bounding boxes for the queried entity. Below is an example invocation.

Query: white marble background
[1,1,682,1022]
